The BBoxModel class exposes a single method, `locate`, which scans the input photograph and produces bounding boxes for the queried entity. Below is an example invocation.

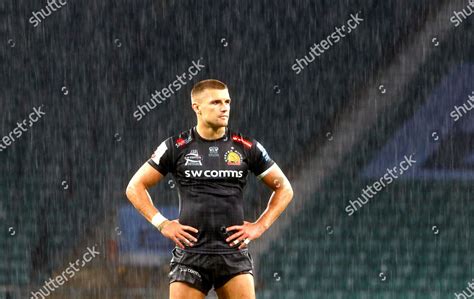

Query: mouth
[219,116,228,119]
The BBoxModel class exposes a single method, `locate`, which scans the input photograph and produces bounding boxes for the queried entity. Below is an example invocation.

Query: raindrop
[7,39,16,48]
[114,38,122,47]
[8,227,15,236]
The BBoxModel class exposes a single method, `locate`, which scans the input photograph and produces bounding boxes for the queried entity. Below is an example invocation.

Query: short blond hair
[191,79,228,103]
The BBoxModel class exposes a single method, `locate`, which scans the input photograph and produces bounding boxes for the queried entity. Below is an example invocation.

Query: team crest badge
[224,148,243,166]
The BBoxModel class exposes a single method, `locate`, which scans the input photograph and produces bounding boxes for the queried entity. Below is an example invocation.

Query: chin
[216,119,228,127]
[209,121,226,129]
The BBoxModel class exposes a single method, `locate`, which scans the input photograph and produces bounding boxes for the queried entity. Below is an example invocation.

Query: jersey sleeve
[248,139,276,179]
[147,137,175,176]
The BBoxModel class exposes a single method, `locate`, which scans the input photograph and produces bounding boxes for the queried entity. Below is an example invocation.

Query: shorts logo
[209,146,219,157]
[224,148,243,166]
[178,265,202,280]
[184,149,202,166]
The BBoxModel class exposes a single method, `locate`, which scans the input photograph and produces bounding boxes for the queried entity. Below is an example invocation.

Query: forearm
[255,187,293,231]
[125,183,160,223]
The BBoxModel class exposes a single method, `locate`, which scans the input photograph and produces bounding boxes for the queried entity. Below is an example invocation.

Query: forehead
[199,88,231,102]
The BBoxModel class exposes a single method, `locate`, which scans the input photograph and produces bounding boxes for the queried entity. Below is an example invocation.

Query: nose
[220,104,229,112]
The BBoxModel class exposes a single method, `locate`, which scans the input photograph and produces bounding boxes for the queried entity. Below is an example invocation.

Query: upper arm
[128,137,175,190]
[246,138,292,192]
[248,139,275,178]
[260,163,293,193]
[128,162,166,190]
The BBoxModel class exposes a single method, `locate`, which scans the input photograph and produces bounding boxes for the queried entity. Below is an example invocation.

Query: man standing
[126,79,294,299]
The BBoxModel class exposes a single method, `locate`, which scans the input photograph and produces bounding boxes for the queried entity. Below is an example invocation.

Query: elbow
[126,181,148,200]
[125,182,137,200]
[284,184,293,203]
[285,184,294,201]
[274,180,293,202]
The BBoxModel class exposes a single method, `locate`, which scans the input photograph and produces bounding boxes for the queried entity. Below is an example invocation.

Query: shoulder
[230,130,273,160]
[168,127,195,150]
[229,129,255,149]
[229,130,271,153]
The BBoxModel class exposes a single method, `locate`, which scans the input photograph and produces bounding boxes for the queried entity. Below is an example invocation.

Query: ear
[191,102,200,114]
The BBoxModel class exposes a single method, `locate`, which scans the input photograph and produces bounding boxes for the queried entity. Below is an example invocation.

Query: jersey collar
[193,126,229,142]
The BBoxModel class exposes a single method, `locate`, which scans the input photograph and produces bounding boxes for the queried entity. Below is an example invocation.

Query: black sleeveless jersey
[147,126,275,254]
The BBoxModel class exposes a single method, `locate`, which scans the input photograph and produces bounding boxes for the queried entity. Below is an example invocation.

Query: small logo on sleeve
[175,135,192,148]
[232,134,252,148]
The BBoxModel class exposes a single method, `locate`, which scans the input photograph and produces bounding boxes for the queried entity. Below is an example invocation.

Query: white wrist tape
[151,213,168,228]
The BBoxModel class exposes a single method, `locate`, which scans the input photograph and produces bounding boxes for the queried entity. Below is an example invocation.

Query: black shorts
[168,247,254,295]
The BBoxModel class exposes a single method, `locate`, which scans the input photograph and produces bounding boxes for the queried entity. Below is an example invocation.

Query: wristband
[151,213,168,230]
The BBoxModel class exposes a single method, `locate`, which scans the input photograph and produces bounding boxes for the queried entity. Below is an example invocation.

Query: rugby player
[125,79,294,299]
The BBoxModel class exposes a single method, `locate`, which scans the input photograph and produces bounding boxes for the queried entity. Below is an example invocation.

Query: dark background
[1,0,473,298]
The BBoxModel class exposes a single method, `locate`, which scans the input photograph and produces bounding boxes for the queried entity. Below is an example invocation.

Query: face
[193,88,231,128]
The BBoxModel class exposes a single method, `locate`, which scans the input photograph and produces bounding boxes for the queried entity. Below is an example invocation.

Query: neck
[195,123,226,140]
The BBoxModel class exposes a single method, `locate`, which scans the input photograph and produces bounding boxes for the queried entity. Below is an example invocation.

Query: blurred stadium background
[1,0,473,298]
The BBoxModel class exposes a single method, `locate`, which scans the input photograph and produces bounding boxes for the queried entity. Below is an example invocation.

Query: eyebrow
[211,98,231,102]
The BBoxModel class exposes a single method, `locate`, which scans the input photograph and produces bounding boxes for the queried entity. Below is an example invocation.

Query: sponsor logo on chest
[184,149,202,166]
[208,146,219,157]
[184,169,244,178]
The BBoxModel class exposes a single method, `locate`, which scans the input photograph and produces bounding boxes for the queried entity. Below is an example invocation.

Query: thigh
[215,273,255,299]
[168,248,213,297]
[170,281,206,299]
